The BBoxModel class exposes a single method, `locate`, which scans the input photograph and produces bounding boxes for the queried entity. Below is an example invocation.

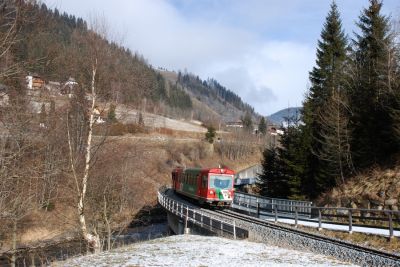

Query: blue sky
[43,0,400,115]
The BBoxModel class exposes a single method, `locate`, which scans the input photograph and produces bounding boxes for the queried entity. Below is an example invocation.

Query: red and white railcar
[172,167,235,207]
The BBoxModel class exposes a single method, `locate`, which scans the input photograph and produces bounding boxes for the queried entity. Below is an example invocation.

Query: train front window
[209,175,233,190]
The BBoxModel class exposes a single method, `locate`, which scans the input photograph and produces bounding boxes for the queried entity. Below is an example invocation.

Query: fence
[233,192,313,216]
[158,190,247,239]
[232,192,400,239]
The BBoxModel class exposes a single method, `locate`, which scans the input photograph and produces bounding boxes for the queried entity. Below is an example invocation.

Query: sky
[43,0,400,116]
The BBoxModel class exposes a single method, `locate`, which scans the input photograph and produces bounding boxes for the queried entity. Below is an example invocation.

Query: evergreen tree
[241,112,253,132]
[258,117,267,135]
[302,1,349,194]
[348,0,399,168]
[205,126,216,144]
[107,103,117,122]
[257,147,289,198]
[279,123,307,200]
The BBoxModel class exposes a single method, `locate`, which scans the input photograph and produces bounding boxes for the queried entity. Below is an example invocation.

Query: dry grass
[317,164,400,211]
[0,132,261,251]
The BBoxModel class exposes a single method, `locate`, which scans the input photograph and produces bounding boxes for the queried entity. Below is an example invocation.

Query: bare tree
[66,17,111,252]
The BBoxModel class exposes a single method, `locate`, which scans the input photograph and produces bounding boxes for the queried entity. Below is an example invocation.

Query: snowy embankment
[58,235,357,267]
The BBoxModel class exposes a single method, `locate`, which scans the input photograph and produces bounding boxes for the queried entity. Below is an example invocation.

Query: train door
[172,171,180,190]
[199,172,208,199]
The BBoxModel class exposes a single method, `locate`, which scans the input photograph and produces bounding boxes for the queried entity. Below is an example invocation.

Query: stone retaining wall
[235,219,399,267]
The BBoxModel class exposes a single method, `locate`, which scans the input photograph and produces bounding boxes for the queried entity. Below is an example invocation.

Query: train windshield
[209,175,233,190]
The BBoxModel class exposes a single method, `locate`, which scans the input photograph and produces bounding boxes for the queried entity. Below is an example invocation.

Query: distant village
[225,120,283,136]
[0,74,283,136]
[0,74,105,124]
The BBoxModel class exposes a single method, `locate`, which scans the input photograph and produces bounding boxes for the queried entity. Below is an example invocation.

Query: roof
[173,167,235,175]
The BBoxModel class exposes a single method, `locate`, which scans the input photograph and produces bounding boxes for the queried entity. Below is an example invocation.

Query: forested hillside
[158,70,257,124]
[5,1,196,112]
[0,1,257,124]
[258,0,400,202]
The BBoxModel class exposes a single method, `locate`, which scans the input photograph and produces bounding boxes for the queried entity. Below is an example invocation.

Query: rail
[157,188,247,239]
[232,192,400,238]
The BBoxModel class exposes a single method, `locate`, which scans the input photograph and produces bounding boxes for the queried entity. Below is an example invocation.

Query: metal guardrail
[232,192,400,238]
[157,189,247,239]
[234,192,312,216]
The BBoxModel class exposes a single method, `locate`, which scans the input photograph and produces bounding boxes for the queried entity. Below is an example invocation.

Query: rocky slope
[318,166,400,212]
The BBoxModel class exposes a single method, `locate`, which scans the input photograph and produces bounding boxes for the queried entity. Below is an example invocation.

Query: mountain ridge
[267,107,302,126]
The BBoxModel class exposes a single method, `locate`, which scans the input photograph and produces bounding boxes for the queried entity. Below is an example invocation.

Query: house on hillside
[269,127,284,136]
[226,121,243,128]
[93,106,105,124]
[61,77,78,96]
[26,74,45,90]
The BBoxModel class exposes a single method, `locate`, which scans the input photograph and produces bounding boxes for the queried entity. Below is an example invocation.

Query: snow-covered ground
[115,106,206,132]
[58,235,357,267]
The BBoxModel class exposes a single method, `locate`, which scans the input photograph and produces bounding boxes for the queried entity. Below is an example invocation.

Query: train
[171,167,235,208]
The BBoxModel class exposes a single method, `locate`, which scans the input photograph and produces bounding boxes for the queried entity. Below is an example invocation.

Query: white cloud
[44,0,400,115]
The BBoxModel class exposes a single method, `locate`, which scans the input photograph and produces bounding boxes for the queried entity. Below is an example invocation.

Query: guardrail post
[184,207,189,234]
[181,204,183,218]
[348,210,353,234]
[295,206,298,228]
[274,204,278,223]
[388,212,394,239]
[210,218,213,230]
[233,220,236,240]
[318,209,322,231]
[256,201,260,218]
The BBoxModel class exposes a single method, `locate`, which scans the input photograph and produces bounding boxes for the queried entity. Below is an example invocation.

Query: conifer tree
[107,103,117,122]
[348,0,399,168]
[302,1,349,193]
[258,117,267,135]
[205,126,216,144]
[257,147,289,198]
[241,111,253,132]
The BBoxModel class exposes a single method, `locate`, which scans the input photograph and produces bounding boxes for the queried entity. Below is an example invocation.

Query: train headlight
[209,190,214,195]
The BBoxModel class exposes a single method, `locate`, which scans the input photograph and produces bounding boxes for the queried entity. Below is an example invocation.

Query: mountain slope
[3,1,258,127]
[159,70,257,124]
[268,107,302,125]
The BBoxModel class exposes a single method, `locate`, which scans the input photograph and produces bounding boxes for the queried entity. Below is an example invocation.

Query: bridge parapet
[157,188,247,238]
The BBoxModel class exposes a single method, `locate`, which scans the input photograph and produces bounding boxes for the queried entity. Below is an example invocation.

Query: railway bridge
[158,186,400,267]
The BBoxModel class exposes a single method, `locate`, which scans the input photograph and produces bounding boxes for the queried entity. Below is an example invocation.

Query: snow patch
[60,235,357,267]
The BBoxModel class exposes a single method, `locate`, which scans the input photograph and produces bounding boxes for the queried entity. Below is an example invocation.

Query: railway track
[210,209,400,264]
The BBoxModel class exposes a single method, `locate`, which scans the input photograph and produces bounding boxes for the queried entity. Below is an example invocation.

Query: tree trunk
[11,220,17,267]
[78,60,101,254]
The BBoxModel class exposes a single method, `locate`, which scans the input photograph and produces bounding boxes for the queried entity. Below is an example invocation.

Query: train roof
[173,167,235,175]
